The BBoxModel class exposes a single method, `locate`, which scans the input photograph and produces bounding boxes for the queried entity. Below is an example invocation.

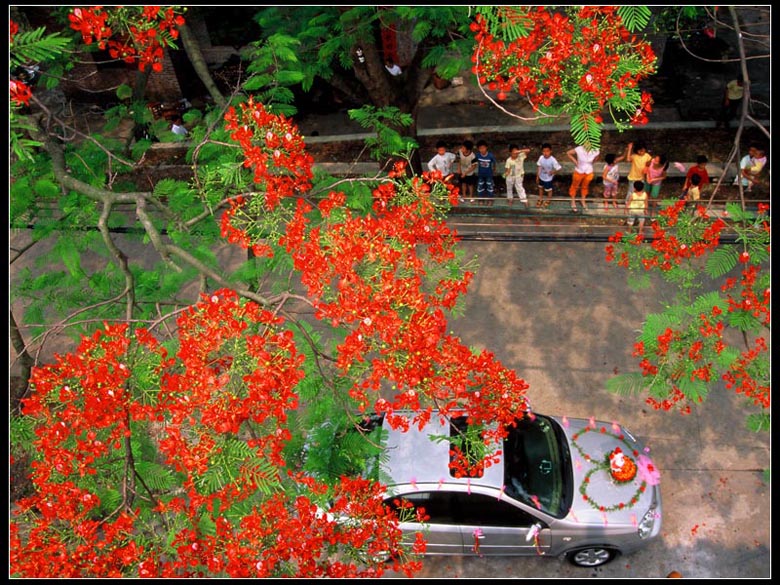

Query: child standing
[624,141,652,201]
[475,139,497,206]
[427,140,457,181]
[456,139,477,202]
[682,155,710,196]
[685,174,702,203]
[536,143,562,208]
[504,144,531,208]
[601,152,626,209]
[643,153,668,217]
[626,180,648,234]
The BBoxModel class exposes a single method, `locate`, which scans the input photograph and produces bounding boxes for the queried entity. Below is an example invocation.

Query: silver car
[375,411,662,567]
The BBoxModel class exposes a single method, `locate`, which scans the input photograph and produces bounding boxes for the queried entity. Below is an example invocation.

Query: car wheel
[566,547,617,567]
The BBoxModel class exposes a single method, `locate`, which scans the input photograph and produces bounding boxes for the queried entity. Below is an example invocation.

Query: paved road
[383,240,770,579]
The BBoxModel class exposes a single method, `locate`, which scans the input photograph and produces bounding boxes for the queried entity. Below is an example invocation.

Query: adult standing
[384,58,402,77]
[566,144,600,212]
[718,75,744,129]
[170,117,188,137]
[735,145,767,192]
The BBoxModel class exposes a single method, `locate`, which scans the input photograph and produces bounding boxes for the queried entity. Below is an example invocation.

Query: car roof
[380,412,505,491]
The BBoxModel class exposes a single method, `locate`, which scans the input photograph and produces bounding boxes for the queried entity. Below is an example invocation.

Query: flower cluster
[9,20,32,106]
[69,6,185,72]
[11,291,426,578]
[608,447,637,483]
[277,172,530,456]
[10,78,32,106]
[217,104,530,471]
[223,98,314,210]
[722,337,770,409]
[606,200,770,415]
[470,7,656,142]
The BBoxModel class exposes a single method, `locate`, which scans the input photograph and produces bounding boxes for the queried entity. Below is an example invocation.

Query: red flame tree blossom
[11,291,427,577]
[470,6,657,149]
[605,201,770,416]
[68,6,185,72]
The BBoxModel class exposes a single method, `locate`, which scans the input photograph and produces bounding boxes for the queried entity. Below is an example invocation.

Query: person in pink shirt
[643,153,668,217]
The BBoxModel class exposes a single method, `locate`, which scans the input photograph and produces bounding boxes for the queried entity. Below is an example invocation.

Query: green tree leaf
[617,6,652,32]
[605,372,648,397]
[705,246,739,278]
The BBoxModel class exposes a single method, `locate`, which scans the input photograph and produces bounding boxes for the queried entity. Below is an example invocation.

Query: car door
[386,490,464,554]
[454,492,552,556]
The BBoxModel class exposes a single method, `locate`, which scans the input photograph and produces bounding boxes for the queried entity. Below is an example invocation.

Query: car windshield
[504,414,572,517]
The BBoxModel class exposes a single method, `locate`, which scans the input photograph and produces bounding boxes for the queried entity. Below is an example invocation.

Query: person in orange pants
[566,144,600,213]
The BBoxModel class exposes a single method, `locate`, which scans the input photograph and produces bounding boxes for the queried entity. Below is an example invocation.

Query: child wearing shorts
[602,152,626,209]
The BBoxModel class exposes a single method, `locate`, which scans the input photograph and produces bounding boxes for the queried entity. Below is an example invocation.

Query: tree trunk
[177,22,226,109]
[10,309,33,412]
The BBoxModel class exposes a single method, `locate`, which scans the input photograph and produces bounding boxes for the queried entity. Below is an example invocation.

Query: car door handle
[526,523,542,542]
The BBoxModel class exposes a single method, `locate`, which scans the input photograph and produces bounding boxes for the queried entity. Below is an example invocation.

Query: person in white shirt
[385,58,402,77]
[504,144,531,208]
[170,117,188,137]
[427,140,457,181]
[536,143,562,208]
[734,145,766,192]
[566,144,600,212]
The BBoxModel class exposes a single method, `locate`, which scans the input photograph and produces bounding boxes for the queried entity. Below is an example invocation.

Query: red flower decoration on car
[608,447,637,483]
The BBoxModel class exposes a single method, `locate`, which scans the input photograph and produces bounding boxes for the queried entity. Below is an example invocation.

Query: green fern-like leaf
[243,457,283,496]
[570,113,602,152]
[605,372,649,397]
[198,512,218,537]
[10,27,72,67]
[135,460,177,492]
[677,376,709,403]
[691,291,727,315]
[195,465,225,494]
[745,412,770,433]
[10,415,37,447]
[705,246,739,278]
[714,346,740,369]
[626,271,652,291]
[474,6,532,42]
[96,488,123,515]
[724,202,753,222]
[639,312,680,350]
[617,6,652,32]
[746,241,770,264]
[727,309,762,332]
